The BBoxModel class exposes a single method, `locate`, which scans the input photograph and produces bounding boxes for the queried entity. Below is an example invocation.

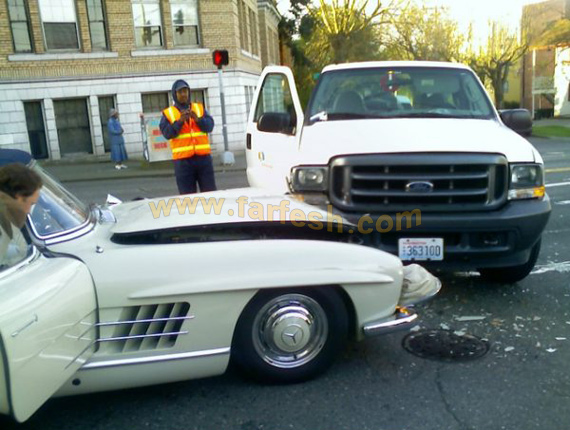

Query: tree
[305,0,394,66]
[384,4,465,62]
[468,21,528,108]
[280,0,397,106]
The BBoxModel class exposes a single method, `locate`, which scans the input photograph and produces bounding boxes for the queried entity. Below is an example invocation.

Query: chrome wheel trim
[252,293,329,369]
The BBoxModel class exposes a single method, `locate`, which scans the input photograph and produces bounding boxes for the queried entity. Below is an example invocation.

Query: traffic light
[213,50,229,69]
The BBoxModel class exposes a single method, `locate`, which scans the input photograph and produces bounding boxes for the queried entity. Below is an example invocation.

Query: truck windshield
[307,67,495,122]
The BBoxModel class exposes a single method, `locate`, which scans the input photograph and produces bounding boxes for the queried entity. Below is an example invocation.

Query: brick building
[521,0,570,117]
[0,0,281,160]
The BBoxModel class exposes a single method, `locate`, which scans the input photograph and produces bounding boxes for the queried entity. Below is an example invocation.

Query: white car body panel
[0,156,439,422]
[0,251,96,422]
[298,118,536,166]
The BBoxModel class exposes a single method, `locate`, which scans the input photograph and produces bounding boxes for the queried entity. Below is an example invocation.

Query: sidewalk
[39,150,246,182]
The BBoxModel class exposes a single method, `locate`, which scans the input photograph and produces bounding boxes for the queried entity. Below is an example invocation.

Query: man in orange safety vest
[160,79,216,194]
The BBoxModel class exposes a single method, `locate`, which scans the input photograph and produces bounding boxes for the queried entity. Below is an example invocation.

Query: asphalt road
[3,137,570,430]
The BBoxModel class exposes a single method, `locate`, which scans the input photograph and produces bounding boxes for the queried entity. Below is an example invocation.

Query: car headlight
[508,164,545,200]
[291,166,328,192]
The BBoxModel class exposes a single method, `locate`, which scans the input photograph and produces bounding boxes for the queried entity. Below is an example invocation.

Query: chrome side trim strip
[96,315,194,327]
[97,331,188,342]
[81,347,231,370]
[363,308,418,337]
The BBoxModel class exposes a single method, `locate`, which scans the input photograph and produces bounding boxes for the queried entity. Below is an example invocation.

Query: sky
[275,0,545,38]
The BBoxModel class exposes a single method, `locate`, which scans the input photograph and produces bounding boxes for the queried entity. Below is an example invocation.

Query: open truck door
[246,66,304,193]
[0,249,97,422]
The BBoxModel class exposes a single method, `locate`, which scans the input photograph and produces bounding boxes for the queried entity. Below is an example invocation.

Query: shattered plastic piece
[455,316,486,322]
[106,194,123,206]
[454,330,466,336]
[440,323,450,330]
[555,337,567,341]
[536,342,541,348]
[546,348,557,353]
[410,325,421,332]
[504,347,515,352]
[399,264,442,306]
[533,316,542,321]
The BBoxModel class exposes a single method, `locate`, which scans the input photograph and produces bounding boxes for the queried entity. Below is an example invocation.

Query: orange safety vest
[162,103,211,160]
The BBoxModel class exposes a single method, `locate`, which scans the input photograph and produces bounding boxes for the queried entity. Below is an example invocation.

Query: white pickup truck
[245,61,551,283]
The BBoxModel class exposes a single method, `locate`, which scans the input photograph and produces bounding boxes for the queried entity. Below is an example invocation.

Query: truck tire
[231,287,348,383]
[478,239,541,284]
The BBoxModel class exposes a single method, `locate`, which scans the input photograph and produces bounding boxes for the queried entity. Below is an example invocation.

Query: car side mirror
[499,108,533,137]
[257,112,295,135]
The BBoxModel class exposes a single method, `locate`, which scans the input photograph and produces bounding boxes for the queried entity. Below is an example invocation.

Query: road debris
[455,316,486,322]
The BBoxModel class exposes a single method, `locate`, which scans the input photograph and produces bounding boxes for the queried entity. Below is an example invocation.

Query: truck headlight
[291,166,328,192]
[508,164,545,200]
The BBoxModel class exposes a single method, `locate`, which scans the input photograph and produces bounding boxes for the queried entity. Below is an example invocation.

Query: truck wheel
[232,288,348,383]
[478,240,541,284]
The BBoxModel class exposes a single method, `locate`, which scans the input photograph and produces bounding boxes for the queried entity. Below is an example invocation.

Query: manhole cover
[402,329,489,362]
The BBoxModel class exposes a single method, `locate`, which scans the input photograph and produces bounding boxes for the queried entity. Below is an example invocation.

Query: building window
[38,0,80,50]
[249,8,258,56]
[142,90,205,114]
[24,102,48,159]
[7,0,33,53]
[171,0,200,47]
[142,92,170,114]
[54,99,93,155]
[238,1,246,50]
[87,0,109,51]
[132,0,163,48]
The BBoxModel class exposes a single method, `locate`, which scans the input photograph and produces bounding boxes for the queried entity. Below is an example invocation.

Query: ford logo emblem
[405,181,434,193]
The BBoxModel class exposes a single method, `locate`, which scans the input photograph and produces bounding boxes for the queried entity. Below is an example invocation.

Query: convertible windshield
[307,66,495,122]
[29,164,90,238]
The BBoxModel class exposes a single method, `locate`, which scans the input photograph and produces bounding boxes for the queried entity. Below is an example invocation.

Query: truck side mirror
[257,112,295,134]
[499,108,533,137]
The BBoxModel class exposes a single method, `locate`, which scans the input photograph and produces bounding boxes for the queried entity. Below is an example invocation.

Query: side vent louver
[97,302,192,353]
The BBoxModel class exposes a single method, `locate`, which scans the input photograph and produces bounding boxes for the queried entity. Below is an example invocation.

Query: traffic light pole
[217,66,234,166]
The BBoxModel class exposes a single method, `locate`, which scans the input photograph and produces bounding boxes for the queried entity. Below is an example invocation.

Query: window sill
[240,50,260,61]
[131,48,209,57]
[8,52,119,61]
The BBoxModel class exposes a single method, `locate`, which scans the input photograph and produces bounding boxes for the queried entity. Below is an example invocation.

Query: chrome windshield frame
[26,161,95,243]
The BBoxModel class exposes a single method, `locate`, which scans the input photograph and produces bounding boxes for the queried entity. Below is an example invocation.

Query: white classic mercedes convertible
[0,149,440,423]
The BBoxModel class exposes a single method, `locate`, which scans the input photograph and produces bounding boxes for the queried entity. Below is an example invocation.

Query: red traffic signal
[213,50,229,68]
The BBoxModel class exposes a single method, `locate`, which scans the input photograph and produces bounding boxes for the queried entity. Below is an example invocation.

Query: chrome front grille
[97,302,192,353]
[329,154,508,212]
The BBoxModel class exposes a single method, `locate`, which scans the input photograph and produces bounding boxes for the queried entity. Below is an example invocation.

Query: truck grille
[329,154,508,212]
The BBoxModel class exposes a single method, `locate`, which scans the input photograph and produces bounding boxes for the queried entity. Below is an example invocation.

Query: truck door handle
[246,133,252,150]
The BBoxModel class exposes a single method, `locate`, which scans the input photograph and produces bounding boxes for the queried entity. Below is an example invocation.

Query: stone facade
[0,0,281,160]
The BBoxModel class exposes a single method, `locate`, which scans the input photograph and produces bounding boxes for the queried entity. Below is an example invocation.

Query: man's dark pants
[173,155,217,194]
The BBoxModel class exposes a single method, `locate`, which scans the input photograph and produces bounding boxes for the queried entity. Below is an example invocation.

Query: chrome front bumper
[363,307,419,337]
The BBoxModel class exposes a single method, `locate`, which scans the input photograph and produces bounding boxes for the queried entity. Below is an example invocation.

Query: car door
[0,247,97,422]
[246,66,304,193]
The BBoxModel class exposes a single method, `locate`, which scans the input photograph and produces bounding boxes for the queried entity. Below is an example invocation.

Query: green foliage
[467,22,528,108]
[532,19,570,47]
[383,4,465,62]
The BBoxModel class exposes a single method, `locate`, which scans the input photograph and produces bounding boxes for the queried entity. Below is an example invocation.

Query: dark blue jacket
[159,79,214,140]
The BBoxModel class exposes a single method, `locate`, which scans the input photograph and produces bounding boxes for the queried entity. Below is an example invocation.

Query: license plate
[398,238,444,261]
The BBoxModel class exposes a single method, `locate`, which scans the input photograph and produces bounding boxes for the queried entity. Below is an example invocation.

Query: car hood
[110,187,339,234]
[299,118,537,164]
